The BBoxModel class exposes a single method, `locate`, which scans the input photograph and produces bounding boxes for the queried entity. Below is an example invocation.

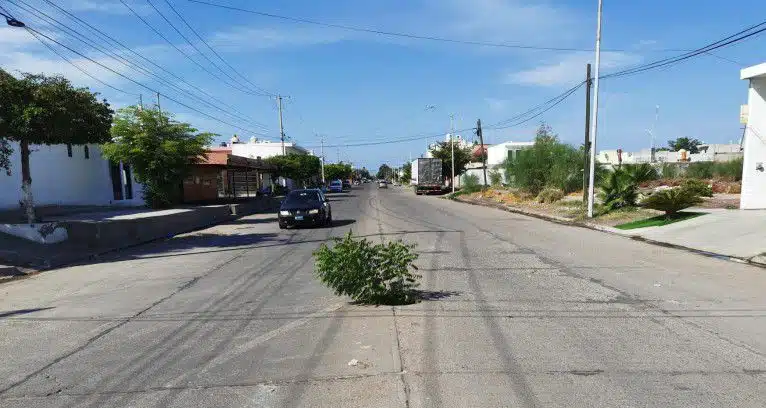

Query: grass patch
[615,212,706,230]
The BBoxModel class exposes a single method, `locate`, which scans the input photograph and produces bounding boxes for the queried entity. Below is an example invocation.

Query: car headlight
[308,209,320,214]
[279,210,290,216]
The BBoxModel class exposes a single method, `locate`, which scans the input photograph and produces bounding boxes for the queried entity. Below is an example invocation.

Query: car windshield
[284,191,321,205]
[330,181,342,186]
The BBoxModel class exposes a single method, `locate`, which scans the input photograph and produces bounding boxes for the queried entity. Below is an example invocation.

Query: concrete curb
[453,196,766,269]
[0,199,282,277]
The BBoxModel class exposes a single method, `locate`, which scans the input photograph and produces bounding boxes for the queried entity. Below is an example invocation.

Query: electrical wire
[161,0,275,97]
[602,20,766,80]
[186,0,687,53]
[25,28,139,96]
[23,26,269,135]
[487,82,585,130]
[119,0,268,98]
[144,0,271,97]
[39,0,269,130]
[8,0,269,131]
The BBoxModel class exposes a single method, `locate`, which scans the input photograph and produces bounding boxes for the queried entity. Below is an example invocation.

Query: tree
[358,167,371,179]
[101,106,213,208]
[377,164,392,180]
[324,162,353,181]
[667,137,702,154]
[429,141,473,187]
[400,162,412,183]
[265,153,321,188]
[0,69,113,223]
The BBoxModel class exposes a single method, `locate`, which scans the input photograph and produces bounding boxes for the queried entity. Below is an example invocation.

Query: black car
[342,180,352,191]
[278,189,332,229]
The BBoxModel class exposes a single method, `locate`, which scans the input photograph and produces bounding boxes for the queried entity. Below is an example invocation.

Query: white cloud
[208,26,347,52]
[506,52,642,86]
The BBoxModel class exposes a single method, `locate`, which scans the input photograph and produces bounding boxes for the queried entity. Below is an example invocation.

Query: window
[67,144,72,157]
[84,145,90,159]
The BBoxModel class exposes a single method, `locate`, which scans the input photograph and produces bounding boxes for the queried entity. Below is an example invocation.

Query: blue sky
[1,0,765,171]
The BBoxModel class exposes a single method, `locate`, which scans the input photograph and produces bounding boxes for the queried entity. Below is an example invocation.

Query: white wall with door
[741,63,766,210]
[0,142,144,210]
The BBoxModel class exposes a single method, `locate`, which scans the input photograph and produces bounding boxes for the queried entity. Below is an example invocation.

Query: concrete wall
[487,142,534,167]
[741,77,766,209]
[0,142,144,210]
[230,142,307,159]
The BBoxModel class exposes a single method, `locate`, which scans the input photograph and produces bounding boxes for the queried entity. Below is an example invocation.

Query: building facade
[741,63,766,209]
[0,142,144,210]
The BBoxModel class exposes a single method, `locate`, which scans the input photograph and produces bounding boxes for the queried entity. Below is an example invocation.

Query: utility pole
[156,92,162,122]
[450,114,456,193]
[319,135,326,184]
[477,119,488,187]
[277,95,285,155]
[583,63,592,205]
[139,94,143,110]
[650,105,659,162]
[587,0,603,218]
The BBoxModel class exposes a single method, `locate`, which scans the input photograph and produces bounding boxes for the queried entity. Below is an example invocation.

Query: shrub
[489,170,503,187]
[660,162,679,179]
[686,162,715,179]
[713,158,743,181]
[313,232,421,305]
[536,188,564,203]
[504,124,584,195]
[681,178,713,197]
[621,163,659,183]
[462,174,482,193]
[598,169,638,211]
[641,187,703,218]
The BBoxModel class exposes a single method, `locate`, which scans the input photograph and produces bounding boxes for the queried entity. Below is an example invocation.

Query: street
[1,184,765,407]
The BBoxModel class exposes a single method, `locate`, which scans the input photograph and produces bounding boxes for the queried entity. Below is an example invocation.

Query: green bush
[536,188,564,203]
[489,170,503,187]
[462,174,482,193]
[660,162,679,179]
[681,179,713,197]
[641,188,703,218]
[313,232,421,305]
[599,169,638,211]
[686,162,715,179]
[621,163,659,183]
[713,158,743,181]
[504,124,584,195]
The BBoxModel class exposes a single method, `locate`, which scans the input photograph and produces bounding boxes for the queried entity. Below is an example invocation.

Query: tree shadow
[349,290,461,306]
[231,217,279,225]
[329,219,356,228]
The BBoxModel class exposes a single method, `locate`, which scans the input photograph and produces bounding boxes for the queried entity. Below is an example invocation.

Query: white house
[740,62,766,209]
[228,137,311,189]
[0,142,144,210]
[597,144,743,166]
[487,141,535,167]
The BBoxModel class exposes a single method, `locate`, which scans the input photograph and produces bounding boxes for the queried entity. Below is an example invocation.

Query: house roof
[741,62,766,80]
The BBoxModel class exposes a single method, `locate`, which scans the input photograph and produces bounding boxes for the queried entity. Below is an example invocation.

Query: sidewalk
[0,198,280,273]
[604,208,766,264]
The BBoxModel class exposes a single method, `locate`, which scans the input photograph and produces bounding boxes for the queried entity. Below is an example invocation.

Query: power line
[8,0,269,132]
[23,26,269,135]
[161,0,275,97]
[488,82,585,130]
[144,0,271,97]
[24,28,138,96]
[602,20,766,80]
[186,0,688,53]
[38,0,269,130]
[119,0,267,98]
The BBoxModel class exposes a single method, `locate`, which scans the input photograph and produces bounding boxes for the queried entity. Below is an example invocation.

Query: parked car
[328,180,343,193]
[378,180,388,189]
[342,180,352,191]
[278,189,331,229]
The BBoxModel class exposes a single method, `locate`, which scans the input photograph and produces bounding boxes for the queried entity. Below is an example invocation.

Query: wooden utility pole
[583,63,592,205]
[277,95,285,155]
[156,92,162,121]
[476,119,488,187]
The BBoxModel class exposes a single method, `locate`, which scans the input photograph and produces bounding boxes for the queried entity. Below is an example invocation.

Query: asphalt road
[1,184,765,407]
